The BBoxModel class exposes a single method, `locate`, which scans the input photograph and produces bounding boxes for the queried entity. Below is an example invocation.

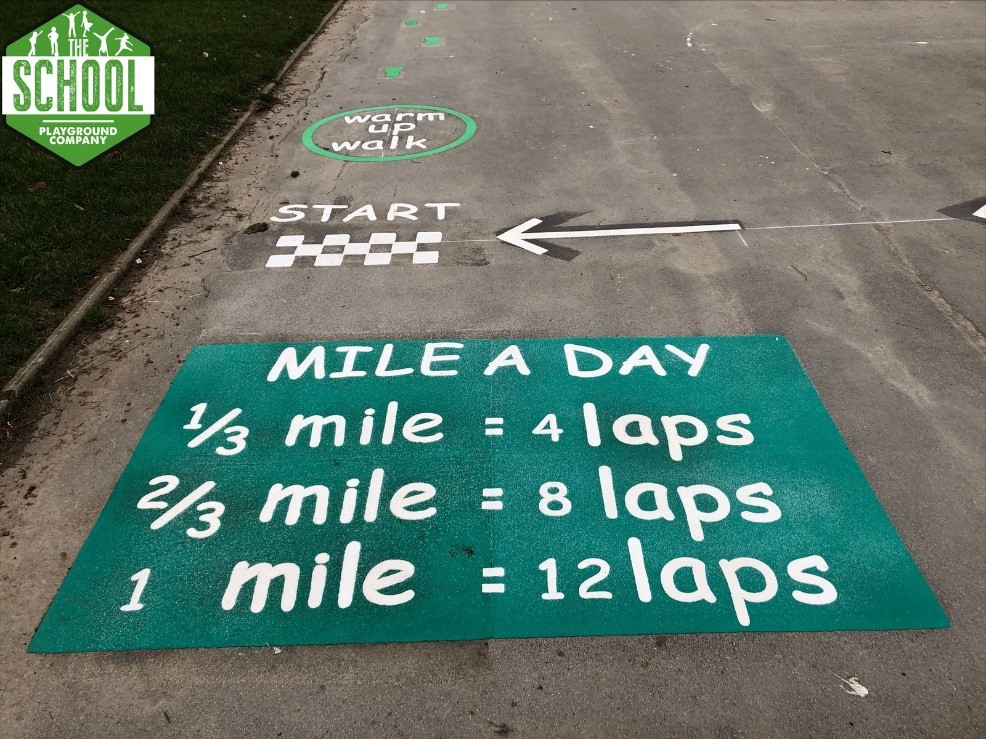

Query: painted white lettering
[389,483,437,520]
[612,414,661,446]
[483,345,531,376]
[402,413,443,443]
[625,483,674,521]
[664,343,710,377]
[564,344,613,377]
[329,345,373,378]
[660,557,717,603]
[363,468,385,521]
[715,413,754,446]
[343,204,377,222]
[421,342,463,376]
[340,480,358,523]
[380,402,399,445]
[788,555,838,605]
[405,135,427,149]
[284,414,346,448]
[736,482,781,523]
[677,484,730,542]
[386,203,419,221]
[267,346,325,381]
[260,484,330,525]
[270,204,307,222]
[627,537,653,603]
[337,541,361,608]
[308,553,330,608]
[359,412,375,445]
[222,561,300,613]
[423,202,460,219]
[361,140,384,151]
[375,344,415,377]
[311,204,348,222]
[598,465,619,519]
[661,414,709,461]
[719,557,779,627]
[416,112,445,121]
[362,559,415,606]
[583,402,602,447]
[618,345,667,376]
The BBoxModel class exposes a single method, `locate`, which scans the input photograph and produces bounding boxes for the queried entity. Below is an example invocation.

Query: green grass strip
[0,1,334,387]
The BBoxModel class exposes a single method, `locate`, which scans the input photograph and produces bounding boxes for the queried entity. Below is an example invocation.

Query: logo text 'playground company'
[2,4,155,165]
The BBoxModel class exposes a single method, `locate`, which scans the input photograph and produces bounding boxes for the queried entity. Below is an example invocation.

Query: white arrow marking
[973,203,986,220]
[497,218,742,255]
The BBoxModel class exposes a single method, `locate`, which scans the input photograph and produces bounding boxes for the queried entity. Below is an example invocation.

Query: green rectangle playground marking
[30,336,948,652]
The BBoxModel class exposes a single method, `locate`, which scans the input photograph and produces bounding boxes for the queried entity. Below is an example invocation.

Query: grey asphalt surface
[1,1,984,736]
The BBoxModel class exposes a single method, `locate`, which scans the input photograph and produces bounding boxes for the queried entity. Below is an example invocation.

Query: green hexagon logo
[2,4,154,166]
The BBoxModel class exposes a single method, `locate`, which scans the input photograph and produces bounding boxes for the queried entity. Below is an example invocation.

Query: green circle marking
[302,104,476,162]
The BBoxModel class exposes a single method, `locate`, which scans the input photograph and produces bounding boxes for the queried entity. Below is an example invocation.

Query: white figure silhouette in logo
[28,30,40,56]
[92,27,114,56]
[115,32,134,56]
[47,26,59,56]
[81,10,94,38]
[62,11,79,38]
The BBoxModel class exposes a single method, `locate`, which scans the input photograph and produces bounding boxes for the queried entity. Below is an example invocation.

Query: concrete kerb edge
[0,0,348,424]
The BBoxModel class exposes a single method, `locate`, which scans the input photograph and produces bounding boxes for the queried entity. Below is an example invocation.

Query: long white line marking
[528,222,742,238]
[747,217,953,231]
[440,215,966,251]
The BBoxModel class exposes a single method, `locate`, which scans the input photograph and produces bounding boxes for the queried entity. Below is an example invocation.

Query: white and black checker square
[266,231,443,268]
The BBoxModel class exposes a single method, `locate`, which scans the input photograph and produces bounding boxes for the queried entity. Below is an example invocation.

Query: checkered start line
[266,232,442,268]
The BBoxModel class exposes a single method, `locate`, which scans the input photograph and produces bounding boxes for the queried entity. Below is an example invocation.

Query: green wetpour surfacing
[30,336,947,652]
[302,104,476,162]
